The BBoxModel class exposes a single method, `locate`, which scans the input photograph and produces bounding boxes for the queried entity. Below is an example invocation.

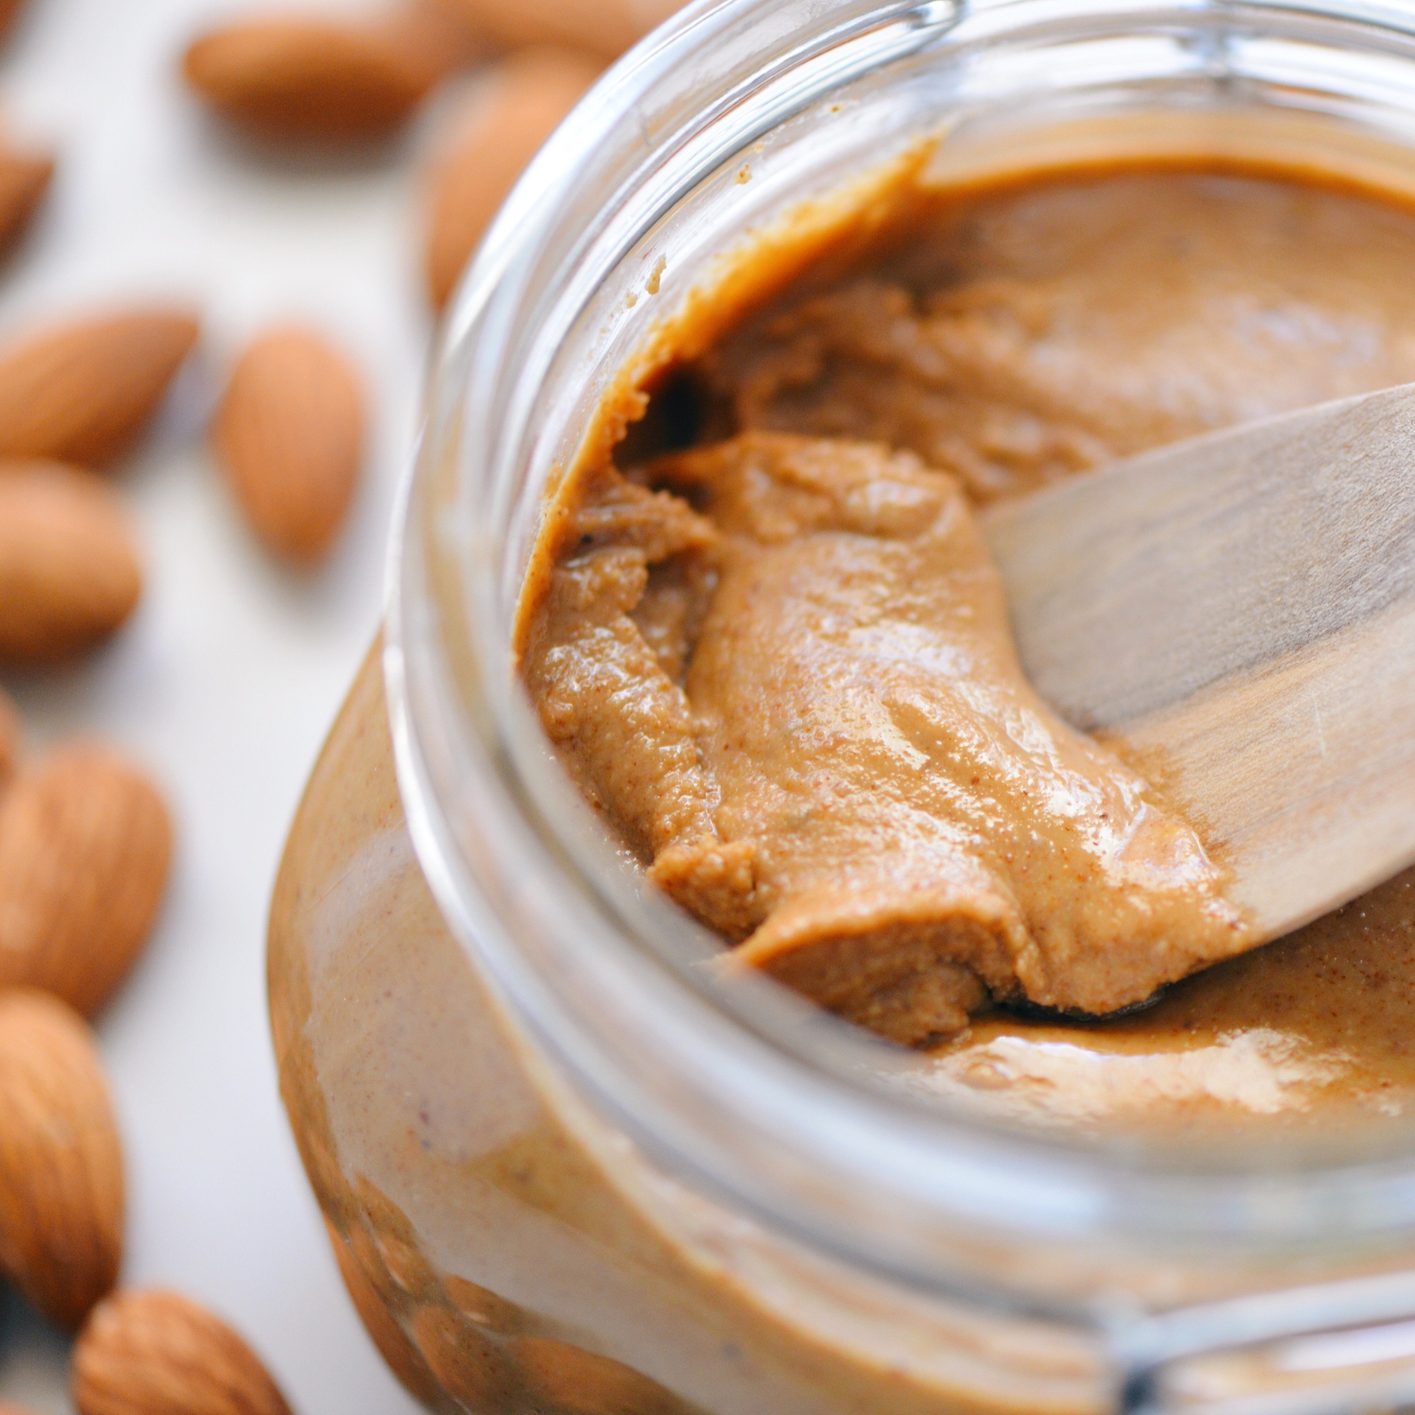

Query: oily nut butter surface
[516,143,1415,1053]
[271,121,1415,1414]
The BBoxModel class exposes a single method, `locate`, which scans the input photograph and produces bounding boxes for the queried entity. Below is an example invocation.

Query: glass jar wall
[270,3,1415,1410]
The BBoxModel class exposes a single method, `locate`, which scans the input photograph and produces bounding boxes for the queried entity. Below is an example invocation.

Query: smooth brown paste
[515,163,1415,1053]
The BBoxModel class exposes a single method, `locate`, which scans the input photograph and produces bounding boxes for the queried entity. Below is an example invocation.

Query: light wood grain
[984,382,1415,939]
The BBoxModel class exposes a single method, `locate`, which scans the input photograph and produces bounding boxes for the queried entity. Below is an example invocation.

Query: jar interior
[400,0,1415,1302]
[489,0,1415,621]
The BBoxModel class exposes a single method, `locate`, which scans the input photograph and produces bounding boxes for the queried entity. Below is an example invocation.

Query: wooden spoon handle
[985,382,1415,938]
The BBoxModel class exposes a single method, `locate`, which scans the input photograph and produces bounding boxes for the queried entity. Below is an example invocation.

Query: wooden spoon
[984,381,1415,942]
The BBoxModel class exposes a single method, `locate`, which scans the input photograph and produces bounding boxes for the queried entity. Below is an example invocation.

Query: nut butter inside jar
[269,3,1415,1412]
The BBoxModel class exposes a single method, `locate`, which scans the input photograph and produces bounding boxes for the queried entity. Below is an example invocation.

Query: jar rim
[389,0,1415,1309]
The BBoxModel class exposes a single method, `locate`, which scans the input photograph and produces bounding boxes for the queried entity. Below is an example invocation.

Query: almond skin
[73,1290,293,1415]
[0,143,54,254]
[183,12,456,140]
[0,309,199,468]
[424,46,599,310]
[0,742,173,1015]
[0,461,143,663]
[0,0,24,41]
[0,685,18,781]
[390,0,485,72]
[213,325,364,564]
[435,0,678,57]
[0,990,124,1330]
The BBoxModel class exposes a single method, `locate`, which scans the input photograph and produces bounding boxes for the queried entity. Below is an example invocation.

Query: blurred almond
[0,0,24,42]
[73,1289,293,1415]
[0,742,173,1015]
[0,309,199,468]
[183,9,464,140]
[436,0,678,57]
[0,461,142,663]
[392,0,485,71]
[0,685,19,781]
[424,46,599,310]
[0,990,124,1330]
[0,143,53,254]
[213,325,364,564]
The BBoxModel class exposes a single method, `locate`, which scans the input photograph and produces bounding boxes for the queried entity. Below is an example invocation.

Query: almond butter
[325,1218,444,1407]
[0,990,124,1330]
[0,309,199,468]
[511,1334,676,1413]
[213,325,364,564]
[392,0,486,72]
[436,0,678,57]
[0,461,143,662]
[0,142,53,255]
[73,1289,293,1415]
[0,685,18,782]
[424,46,599,310]
[182,10,458,140]
[0,742,172,1015]
[410,1305,510,1407]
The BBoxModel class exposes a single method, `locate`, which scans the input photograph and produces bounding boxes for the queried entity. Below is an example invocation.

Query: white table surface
[1,1,439,1409]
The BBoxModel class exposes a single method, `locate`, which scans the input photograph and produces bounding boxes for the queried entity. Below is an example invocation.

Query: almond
[0,990,124,1330]
[436,0,677,57]
[0,309,199,468]
[424,46,599,310]
[73,1289,293,1415]
[0,0,24,42]
[213,325,364,564]
[183,10,459,140]
[0,461,143,662]
[391,0,486,72]
[0,685,18,782]
[0,142,53,254]
[0,742,172,1015]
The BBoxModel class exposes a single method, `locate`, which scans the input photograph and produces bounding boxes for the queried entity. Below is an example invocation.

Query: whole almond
[391,0,485,72]
[0,143,53,254]
[213,325,364,564]
[0,685,18,781]
[424,46,599,310]
[183,12,457,140]
[0,742,172,1015]
[0,0,23,41]
[0,309,199,468]
[436,0,678,57]
[73,1289,293,1415]
[0,461,143,662]
[0,990,124,1330]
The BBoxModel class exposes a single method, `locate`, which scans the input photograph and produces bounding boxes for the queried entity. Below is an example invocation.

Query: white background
[1,0,440,1408]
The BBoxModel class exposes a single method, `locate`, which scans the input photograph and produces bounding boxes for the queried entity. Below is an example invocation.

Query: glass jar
[268,2,1415,1411]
